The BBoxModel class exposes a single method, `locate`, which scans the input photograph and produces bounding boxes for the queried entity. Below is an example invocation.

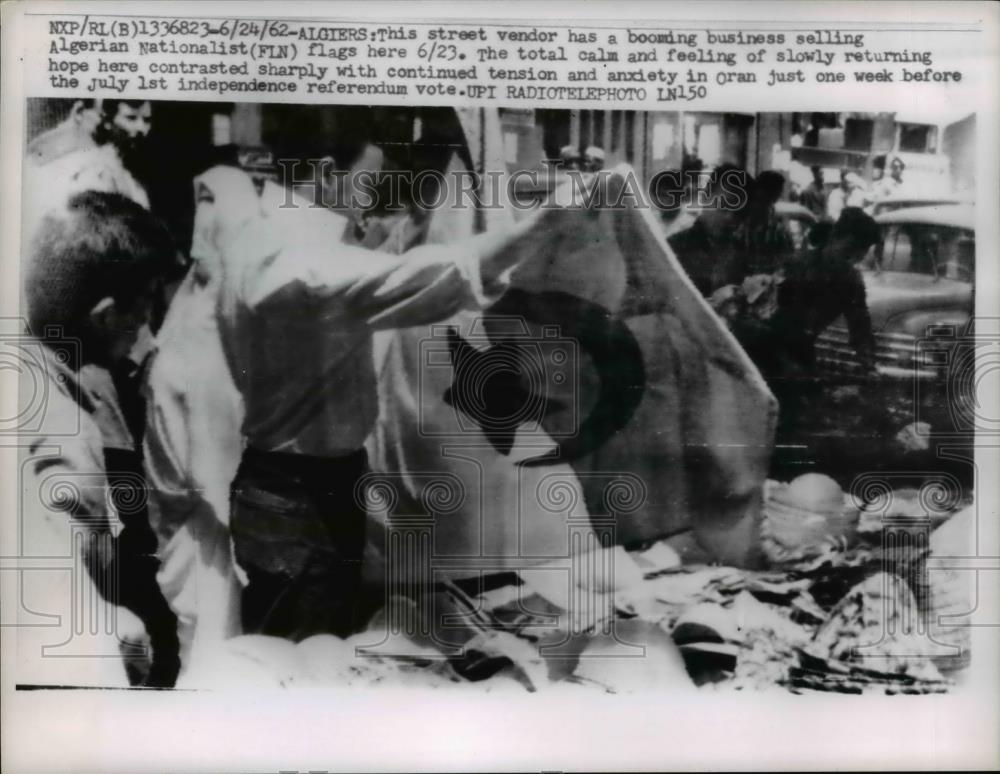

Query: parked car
[869,192,973,218]
[815,204,975,433]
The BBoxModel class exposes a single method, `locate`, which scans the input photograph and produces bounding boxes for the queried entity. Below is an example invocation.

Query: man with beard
[26,99,152,214]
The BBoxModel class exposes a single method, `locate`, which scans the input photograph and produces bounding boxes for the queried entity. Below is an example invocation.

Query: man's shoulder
[19,342,104,470]
[19,336,91,410]
[26,122,96,167]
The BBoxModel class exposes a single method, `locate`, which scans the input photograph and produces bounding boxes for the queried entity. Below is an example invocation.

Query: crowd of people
[660,160,892,439]
[19,99,561,687]
[17,100,895,688]
[796,154,909,221]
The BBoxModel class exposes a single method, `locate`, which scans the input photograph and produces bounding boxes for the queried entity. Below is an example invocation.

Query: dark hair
[25,191,176,355]
[100,99,150,120]
[681,155,704,174]
[831,207,880,250]
[808,220,834,250]
[753,170,786,203]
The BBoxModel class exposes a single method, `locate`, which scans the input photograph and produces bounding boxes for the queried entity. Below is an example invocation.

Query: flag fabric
[365,117,593,583]
[484,164,777,567]
[366,110,776,579]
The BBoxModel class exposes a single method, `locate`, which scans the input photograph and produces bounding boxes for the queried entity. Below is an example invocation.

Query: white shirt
[216,193,485,457]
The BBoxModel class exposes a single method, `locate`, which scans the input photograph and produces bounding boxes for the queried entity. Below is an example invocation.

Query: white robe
[143,270,244,677]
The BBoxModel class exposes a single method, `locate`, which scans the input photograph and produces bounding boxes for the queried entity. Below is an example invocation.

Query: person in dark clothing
[758,207,879,445]
[732,170,795,279]
[798,165,828,219]
[668,165,753,296]
[776,207,879,372]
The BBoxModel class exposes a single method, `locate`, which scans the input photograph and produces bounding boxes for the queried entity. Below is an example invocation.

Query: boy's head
[25,190,177,368]
[746,170,784,220]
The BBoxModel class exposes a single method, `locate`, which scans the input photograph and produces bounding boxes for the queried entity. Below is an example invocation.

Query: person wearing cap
[582,145,605,172]
[195,161,549,641]
[558,144,581,171]
[826,167,868,221]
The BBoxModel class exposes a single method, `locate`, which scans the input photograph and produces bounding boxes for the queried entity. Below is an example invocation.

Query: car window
[944,232,975,281]
[880,225,914,271]
[878,224,974,281]
[785,217,808,251]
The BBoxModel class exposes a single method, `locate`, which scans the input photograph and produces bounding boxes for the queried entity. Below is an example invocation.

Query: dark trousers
[103,448,181,688]
[230,447,369,641]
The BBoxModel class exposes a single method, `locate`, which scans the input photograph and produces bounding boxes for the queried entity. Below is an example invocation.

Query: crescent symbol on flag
[444,289,646,466]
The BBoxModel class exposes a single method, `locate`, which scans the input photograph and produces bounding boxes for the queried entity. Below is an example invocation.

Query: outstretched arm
[239,202,547,332]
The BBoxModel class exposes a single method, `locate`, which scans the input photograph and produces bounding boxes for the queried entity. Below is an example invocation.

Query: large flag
[479,163,779,567]
[366,110,776,583]
[365,110,594,587]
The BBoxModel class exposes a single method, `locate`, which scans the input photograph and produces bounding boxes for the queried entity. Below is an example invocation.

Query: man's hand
[472,173,583,288]
[895,421,932,453]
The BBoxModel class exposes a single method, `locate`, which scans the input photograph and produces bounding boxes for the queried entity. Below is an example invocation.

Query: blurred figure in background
[582,145,605,172]
[26,99,101,166]
[732,170,793,278]
[27,99,153,212]
[668,164,752,296]
[558,144,581,171]
[798,165,828,219]
[872,155,907,201]
[775,207,879,376]
[826,168,869,221]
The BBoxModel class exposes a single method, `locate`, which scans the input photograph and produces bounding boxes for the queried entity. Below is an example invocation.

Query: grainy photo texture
[12,98,981,695]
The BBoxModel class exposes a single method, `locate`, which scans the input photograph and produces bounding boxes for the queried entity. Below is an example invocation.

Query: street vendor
[197,162,546,641]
